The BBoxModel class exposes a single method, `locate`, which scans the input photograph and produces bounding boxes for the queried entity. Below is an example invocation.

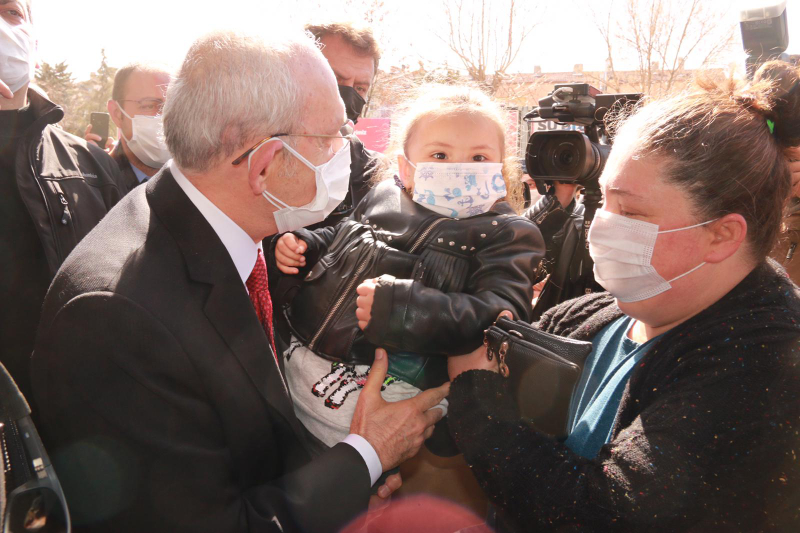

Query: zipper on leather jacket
[309,216,446,352]
[308,253,372,351]
[409,217,447,253]
[51,181,72,225]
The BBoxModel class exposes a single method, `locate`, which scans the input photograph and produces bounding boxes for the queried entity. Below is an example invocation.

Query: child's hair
[375,84,524,212]
[608,60,800,260]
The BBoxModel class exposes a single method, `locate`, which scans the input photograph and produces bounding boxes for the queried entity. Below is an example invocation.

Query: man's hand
[275,233,307,274]
[84,124,115,151]
[350,349,449,471]
[374,472,402,500]
[356,279,377,330]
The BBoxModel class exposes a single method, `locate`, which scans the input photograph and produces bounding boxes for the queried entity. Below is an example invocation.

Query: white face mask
[249,138,351,234]
[0,17,35,94]
[118,105,171,169]
[406,160,506,218]
[588,209,718,303]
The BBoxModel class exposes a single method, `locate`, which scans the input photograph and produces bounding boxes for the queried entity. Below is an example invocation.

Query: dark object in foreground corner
[484,317,592,438]
[0,362,70,532]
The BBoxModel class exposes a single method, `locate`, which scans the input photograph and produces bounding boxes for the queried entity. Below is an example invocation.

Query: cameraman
[524,181,602,318]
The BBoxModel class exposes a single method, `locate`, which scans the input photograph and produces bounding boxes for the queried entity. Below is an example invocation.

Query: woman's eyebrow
[608,187,646,200]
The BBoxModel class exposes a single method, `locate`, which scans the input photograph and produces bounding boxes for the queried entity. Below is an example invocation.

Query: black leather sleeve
[364,217,544,355]
[292,225,339,270]
[32,292,370,533]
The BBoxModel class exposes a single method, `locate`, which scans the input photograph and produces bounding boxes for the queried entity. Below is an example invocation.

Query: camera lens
[542,139,581,176]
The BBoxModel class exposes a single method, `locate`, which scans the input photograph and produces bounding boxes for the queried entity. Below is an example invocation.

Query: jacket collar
[111,142,141,192]
[26,86,64,127]
[145,169,300,432]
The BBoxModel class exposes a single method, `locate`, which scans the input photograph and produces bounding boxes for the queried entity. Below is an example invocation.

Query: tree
[590,0,735,97]
[71,49,118,136]
[35,61,75,112]
[440,0,539,94]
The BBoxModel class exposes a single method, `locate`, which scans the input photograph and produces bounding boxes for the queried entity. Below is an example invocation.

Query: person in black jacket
[0,0,123,401]
[31,29,447,533]
[304,22,385,230]
[446,63,800,532]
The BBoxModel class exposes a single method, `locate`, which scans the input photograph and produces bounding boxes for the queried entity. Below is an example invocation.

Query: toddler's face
[398,112,504,191]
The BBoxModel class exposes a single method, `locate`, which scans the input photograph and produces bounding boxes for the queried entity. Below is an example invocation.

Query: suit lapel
[146,170,306,437]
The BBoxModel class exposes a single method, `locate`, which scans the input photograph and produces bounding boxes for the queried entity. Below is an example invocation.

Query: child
[273,84,544,448]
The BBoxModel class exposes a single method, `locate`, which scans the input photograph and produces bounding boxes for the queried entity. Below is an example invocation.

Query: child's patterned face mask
[406,159,506,218]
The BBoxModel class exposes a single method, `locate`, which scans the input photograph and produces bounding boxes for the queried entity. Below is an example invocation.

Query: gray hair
[163,30,325,172]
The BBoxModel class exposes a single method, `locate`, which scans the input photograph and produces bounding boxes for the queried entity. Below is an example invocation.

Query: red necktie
[246,249,279,368]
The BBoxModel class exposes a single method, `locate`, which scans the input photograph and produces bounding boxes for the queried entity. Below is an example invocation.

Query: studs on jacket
[438,238,444,244]
[449,241,455,246]
[461,246,467,251]
[481,234,487,238]
[492,220,498,226]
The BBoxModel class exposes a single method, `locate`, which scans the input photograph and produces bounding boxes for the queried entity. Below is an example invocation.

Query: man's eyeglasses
[118,98,165,115]
[231,122,354,166]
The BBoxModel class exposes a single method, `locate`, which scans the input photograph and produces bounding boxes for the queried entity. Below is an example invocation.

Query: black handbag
[483,317,593,438]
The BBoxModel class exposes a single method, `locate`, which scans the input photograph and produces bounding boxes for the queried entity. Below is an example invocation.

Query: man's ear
[107,100,123,129]
[247,140,283,196]
[397,153,414,191]
[703,213,748,264]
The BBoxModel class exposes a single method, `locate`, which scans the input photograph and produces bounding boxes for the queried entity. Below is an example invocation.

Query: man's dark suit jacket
[31,169,371,533]
[109,142,142,195]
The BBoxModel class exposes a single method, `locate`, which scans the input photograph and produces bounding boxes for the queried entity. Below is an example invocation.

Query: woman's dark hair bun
[752,60,800,148]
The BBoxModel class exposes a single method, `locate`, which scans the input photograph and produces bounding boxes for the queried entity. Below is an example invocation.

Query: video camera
[523,83,641,196]
[522,84,640,320]
[740,1,791,78]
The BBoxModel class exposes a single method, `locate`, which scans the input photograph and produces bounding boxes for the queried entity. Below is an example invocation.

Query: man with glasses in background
[86,62,172,192]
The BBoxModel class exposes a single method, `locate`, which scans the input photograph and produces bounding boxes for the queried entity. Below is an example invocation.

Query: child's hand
[356,278,377,330]
[275,233,307,274]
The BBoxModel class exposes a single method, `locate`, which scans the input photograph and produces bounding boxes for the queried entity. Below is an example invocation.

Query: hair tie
[767,119,775,135]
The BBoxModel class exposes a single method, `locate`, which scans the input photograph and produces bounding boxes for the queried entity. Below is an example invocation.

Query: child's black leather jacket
[273,180,545,389]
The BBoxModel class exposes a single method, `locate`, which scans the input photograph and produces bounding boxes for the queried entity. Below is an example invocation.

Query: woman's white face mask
[588,209,717,302]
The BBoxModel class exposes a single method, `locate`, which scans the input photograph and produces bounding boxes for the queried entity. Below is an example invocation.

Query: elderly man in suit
[31,29,447,533]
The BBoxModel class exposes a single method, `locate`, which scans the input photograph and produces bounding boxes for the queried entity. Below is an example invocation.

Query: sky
[33,0,800,82]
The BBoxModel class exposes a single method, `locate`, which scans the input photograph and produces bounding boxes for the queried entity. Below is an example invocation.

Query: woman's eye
[432,153,446,160]
[472,154,487,162]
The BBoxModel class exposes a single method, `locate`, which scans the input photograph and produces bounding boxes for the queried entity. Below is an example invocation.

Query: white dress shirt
[170,161,382,486]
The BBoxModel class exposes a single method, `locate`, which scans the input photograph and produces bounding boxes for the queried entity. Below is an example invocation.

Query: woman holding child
[447,61,800,531]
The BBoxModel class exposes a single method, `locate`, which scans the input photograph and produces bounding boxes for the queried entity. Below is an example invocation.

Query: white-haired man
[31,30,447,533]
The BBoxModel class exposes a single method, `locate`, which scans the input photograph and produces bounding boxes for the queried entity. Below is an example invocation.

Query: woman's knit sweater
[449,260,800,532]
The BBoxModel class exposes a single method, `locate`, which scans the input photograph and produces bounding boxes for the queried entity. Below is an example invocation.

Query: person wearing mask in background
[304,22,383,228]
[0,0,123,401]
[85,62,172,193]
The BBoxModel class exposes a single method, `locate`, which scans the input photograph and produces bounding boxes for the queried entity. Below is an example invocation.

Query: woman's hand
[275,233,307,274]
[356,279,377,330]
[447,310,513,380]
